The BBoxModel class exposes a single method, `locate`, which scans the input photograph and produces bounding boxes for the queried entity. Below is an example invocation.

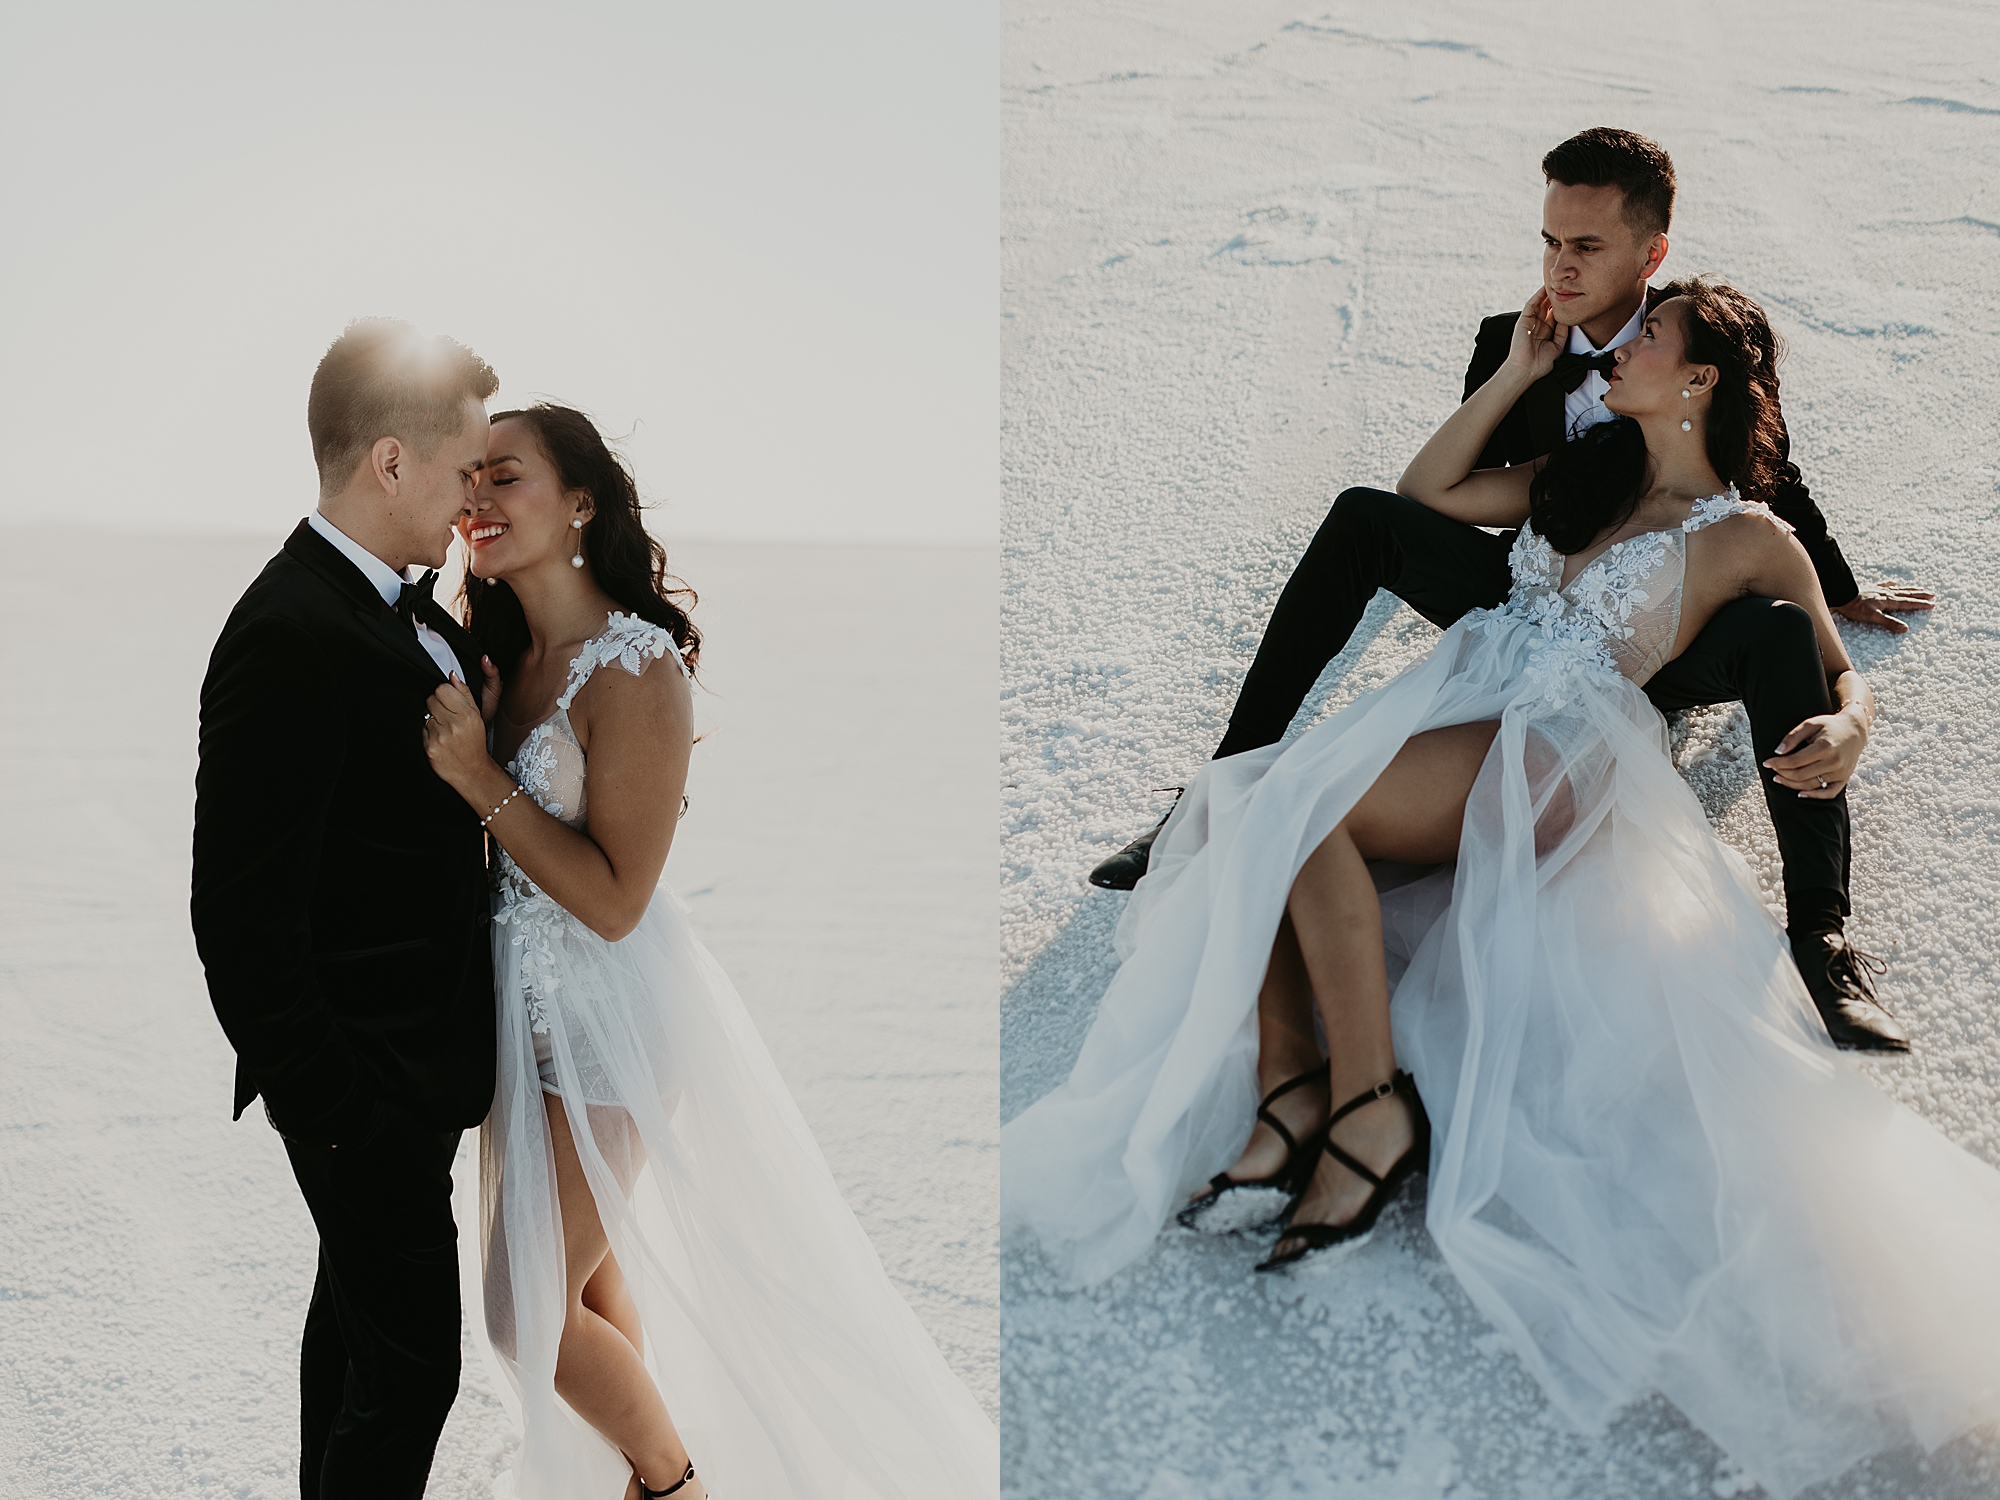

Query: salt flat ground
[0,531,996,1496]
[1001,4,2000,1498]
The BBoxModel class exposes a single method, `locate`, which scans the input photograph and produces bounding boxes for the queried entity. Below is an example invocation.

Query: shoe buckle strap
[640,1462,697,1499]
[1325,1072,1407,1131]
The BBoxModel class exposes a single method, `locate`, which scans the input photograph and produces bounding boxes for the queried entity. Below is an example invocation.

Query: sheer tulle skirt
[461,885,997,1499]
[1000,610,2000,1498]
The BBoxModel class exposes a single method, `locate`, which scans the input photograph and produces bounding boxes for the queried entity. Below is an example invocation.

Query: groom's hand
[1832,581,1936,634]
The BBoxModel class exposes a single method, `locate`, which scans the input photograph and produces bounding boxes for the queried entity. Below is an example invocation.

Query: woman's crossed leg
[1240,721,1500,1262]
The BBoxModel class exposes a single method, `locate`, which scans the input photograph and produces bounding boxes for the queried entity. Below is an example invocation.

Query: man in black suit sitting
[1089,128,1931,1053]
[191,319,502,1496]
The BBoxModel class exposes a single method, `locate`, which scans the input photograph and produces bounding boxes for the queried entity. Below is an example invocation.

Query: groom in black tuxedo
[1090,128,1931,1052]
[191,319,501,1496]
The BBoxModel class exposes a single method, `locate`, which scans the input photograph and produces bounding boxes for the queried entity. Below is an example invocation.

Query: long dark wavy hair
[460,403,701,681]
[1528,275,1787,555]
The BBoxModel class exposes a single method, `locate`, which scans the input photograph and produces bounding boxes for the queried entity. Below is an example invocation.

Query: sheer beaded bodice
[1496,488,1792,689]
[491,612,690,1031]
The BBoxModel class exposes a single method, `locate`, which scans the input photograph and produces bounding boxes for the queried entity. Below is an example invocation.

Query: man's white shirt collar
[306,510,464,679]
[1563,294,1649,441]
[1568,297,1648,357]
[308,509,415,608]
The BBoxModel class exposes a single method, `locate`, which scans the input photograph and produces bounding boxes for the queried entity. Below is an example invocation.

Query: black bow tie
[1552,350,1618,394]
[394,570,441,627]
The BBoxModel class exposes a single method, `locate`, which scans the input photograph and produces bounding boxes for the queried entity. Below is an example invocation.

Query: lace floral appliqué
[1488,490,1783,705]
[1500,525,1621,706]
[1684,486,1791,537]
[490,612,688,1036]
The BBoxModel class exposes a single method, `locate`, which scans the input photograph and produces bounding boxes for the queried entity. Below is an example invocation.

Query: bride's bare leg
[583,1251,643,1357]
[544,1095,706,1500]
[1207,914,1329,1187]
[1273,721,1497,1259]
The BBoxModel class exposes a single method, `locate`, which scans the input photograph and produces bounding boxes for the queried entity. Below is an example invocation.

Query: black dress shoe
[1791,930,1910,1053]
[1087,791,1183,891]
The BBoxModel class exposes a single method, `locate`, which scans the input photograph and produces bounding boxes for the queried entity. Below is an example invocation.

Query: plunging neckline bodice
[491,613,689,787]
[492,703,559,770]
[1498,488,1791,690]
[490,611,690,840]
[1555,522,1686,596]
[489,611,691,1035]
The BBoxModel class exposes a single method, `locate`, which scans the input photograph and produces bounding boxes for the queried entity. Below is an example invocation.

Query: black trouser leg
[298,1255,346,1492]
[1215,487,1515,758]
[285,1124,464,1500]
[1643,596,1851,919]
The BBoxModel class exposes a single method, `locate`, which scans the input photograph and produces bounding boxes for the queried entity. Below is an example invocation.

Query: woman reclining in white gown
[1001,279,2000,1499]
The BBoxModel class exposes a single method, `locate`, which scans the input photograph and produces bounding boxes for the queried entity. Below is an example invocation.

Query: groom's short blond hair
[307,318,499,492]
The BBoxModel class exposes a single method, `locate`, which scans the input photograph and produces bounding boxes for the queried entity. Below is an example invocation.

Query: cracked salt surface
[0,535,996,1496]
[1002,3,2000,1496]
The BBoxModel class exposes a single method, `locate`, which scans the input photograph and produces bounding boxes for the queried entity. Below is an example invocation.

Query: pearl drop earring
[571,517,586,569]
[1681,389,1693,433]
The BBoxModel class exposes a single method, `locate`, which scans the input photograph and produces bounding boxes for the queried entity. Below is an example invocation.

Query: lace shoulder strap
[1682,486,1795,536]
[557,611,688,711]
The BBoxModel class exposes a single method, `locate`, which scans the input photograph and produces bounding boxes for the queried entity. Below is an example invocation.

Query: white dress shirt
[1563,298,1648,442]
[307,510,464,680]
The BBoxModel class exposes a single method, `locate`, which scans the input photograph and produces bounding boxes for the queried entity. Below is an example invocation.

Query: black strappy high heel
[1177,1062,1330,1233]
[1255,1070,1428,1273]
[640,1462,699,1498]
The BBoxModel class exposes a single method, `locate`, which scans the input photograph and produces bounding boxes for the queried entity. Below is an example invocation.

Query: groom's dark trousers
[1214,305,1862,918]
[191,520,496,1499]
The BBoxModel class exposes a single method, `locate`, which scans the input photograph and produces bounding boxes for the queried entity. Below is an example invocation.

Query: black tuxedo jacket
[1462,299,1858,607]
[191,520,496,1145]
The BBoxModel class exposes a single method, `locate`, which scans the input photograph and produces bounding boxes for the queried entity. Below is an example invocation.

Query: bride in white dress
[422,404,996,1499]
[1002,280,2000,1498]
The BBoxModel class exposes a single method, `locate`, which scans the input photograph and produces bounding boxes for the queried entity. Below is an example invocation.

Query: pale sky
[1,2,994,545]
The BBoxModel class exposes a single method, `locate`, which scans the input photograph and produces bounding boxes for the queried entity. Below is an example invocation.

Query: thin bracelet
[482,784,524,827]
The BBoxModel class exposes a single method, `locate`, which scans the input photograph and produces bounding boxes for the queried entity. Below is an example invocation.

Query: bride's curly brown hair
[458,403,701,682]
[1660,273,1787,502]
[1529,274,1787,554]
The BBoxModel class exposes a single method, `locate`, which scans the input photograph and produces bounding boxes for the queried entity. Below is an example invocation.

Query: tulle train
[463,884,998,1499]
[1001,610,2000,1498]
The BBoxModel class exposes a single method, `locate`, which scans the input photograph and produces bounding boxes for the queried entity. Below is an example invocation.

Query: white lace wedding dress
[1002,494,2000,1498]
[462,612,996,1499]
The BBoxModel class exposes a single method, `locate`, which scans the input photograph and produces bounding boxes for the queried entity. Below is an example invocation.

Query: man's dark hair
[307,318,499,491]
[1542,127,1676,240]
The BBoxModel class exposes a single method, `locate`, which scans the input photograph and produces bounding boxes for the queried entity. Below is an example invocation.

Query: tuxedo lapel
[426,602,486,687]
[1525,373,1567,457]
[283,521,448,685]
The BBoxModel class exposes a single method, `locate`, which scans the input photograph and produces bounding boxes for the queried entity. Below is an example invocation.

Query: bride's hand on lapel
[476,653,503,723]
[423,674,510,805]
[1507,288,1561,383]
